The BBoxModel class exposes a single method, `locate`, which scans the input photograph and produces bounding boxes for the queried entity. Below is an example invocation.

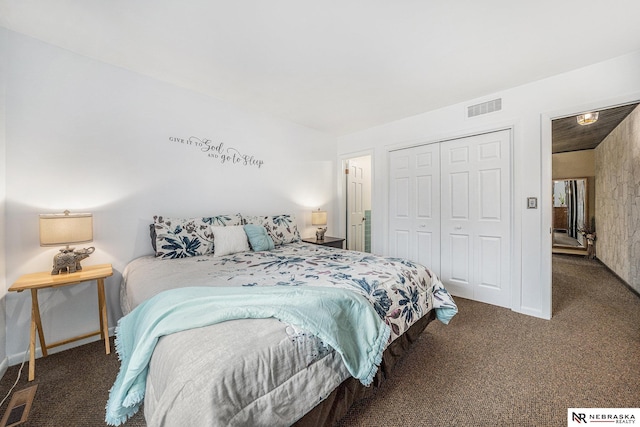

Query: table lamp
[39,210,94,275]
[311,209,327,241]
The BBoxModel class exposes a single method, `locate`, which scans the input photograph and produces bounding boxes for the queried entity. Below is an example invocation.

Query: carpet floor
[0,254,638,426]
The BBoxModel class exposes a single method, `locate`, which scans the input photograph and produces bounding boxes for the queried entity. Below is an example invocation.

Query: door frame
[337,149,375,250]
[541,93,640,318]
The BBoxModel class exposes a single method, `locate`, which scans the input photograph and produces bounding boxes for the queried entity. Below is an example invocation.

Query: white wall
[337,50,640,319]
[552,150,595,178]
[3,30,337,364]
[0,26,8,375]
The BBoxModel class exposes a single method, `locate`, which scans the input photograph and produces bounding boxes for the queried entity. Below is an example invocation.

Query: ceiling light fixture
[576,112,599,126]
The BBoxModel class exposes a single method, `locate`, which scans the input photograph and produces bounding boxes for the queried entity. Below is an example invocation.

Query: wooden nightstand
[9,264,113,381]
[301,236,345,249]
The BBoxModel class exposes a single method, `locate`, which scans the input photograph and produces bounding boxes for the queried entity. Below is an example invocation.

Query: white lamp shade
[39,212,93,246]
[311,210,327,226]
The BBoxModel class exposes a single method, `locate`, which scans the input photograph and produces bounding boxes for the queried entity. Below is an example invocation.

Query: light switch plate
[527,197,538,209]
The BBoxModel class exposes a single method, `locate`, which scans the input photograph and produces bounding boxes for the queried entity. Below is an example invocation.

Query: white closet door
[440,130,511,308]
[389,144,441,276]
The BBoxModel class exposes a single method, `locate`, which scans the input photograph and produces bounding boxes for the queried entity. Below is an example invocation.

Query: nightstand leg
[29,289,47,381]
[28,311,36,381]
[97,278,110,354]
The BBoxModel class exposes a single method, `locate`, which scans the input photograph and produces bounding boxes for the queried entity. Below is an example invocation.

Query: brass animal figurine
[51,247,95,275]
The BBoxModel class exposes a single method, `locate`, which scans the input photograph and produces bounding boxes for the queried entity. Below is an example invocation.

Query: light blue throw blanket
[105,286,391,426]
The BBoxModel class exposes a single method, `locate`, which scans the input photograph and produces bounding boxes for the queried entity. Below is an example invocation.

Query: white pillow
[212,225,250,256]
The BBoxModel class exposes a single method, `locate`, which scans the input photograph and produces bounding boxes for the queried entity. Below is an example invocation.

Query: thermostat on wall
[527,197,538,209]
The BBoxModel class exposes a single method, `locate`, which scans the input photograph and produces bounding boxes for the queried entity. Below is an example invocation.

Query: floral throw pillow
[153,214,242,259]
[242,214,301,246]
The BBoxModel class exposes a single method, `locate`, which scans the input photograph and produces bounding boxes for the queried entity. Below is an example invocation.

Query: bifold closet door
[440,130,511,308]
[388,144,441,276]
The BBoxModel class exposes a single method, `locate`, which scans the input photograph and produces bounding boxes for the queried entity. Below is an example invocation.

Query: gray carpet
[0,255,638,426]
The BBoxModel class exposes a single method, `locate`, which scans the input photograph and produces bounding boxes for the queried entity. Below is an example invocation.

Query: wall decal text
[169,136,264,168]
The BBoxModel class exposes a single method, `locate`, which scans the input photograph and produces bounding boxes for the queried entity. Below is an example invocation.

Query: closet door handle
[454,226,462,230]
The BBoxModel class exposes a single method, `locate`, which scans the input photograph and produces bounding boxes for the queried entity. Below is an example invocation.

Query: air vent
[467,98,502,118]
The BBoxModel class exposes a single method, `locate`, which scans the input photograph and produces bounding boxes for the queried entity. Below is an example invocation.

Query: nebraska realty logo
[569,408,638,425]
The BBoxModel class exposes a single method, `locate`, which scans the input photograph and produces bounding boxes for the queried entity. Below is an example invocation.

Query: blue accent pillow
[243,224,275,252]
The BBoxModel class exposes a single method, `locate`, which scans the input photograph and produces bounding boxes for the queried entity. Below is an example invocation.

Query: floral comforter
[122,242,457,341]
[119,243,457,426]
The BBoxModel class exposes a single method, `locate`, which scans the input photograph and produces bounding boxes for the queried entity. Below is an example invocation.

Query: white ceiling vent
[467,98,502,118]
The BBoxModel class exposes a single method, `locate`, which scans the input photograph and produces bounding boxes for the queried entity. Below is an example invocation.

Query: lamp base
[316,227,327,241]
[51,246,95,275]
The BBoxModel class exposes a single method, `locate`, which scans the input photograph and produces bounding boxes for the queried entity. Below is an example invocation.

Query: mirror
[552,178,588,249]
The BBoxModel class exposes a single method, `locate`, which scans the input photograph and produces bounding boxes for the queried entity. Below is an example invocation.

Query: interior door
[440,129,511,308]
[388,143,441,275]
[347,160,366,251]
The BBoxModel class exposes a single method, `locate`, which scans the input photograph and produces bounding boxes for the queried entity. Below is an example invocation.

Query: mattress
[116,242,457,426]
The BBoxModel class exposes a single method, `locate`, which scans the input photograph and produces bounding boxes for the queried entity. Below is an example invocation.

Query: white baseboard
[0,356,8,379]
[7,326,116,366]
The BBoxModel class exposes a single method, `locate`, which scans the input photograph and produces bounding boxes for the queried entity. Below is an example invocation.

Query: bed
[106,214,457,426]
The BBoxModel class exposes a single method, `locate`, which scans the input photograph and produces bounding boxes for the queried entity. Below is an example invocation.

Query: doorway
[344,155,372,252]
[547,101,640,314]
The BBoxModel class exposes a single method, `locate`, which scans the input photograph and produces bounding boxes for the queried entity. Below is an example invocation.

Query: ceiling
[552,103,639,153]
[1,1,640,136]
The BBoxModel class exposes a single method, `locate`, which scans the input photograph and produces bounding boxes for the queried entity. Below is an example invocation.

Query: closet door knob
[454,226,462,230]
